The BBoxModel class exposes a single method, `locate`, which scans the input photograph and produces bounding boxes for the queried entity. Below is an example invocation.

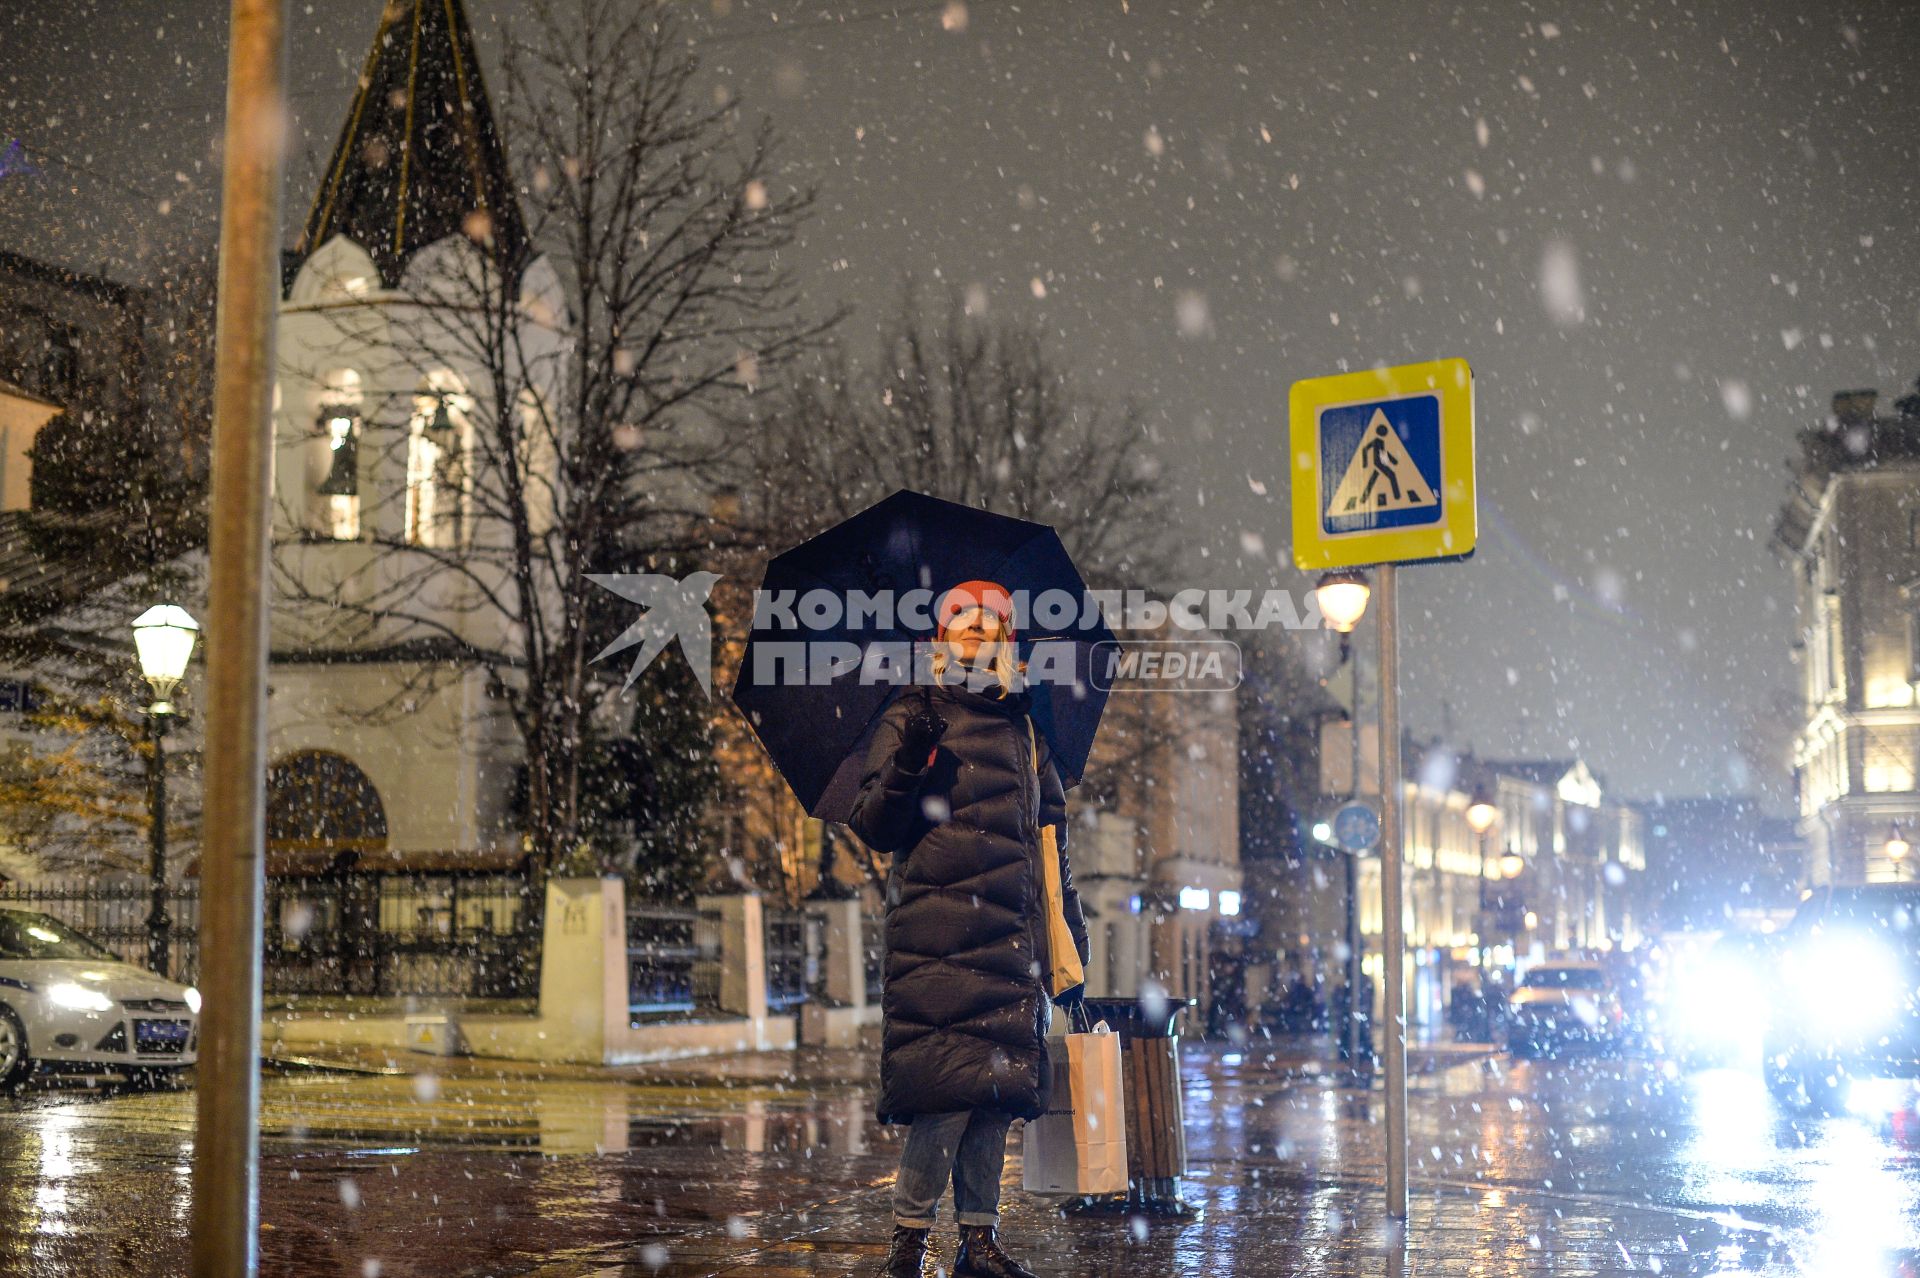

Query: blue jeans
[892,1109,1013,1228]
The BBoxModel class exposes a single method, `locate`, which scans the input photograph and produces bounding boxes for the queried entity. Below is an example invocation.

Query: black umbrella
[732,490,1116,823]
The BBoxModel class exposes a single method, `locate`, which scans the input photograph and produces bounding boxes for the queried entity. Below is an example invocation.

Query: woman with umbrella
[848,579,1090,1278]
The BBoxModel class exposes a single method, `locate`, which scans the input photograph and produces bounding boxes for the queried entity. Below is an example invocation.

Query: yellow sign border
[1289,358,1476,570]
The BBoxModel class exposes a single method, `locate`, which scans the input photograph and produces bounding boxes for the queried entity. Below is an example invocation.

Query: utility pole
[190,1,285,1273]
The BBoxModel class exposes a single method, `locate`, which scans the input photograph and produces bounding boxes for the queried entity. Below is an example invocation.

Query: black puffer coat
[847,682,1090,1124]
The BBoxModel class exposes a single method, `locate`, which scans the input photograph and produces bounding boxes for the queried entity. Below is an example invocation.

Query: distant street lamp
[132,605,198,977]
[1465,783,1499,974]
[1885,822,1910,864]
[1465,791,1498,836]
[1315,570,1372,634]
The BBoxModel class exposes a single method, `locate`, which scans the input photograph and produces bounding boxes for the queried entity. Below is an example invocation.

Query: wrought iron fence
[263,873,539,999]
[764,910,815,1011]
[626,903,721,1017]
[863,909,885,1003]
[0,878,201,984]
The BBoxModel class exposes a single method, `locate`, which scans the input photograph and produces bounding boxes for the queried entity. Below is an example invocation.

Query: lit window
[406,375,469,547]
[1178,886,1210,912]
[1217,890,1242,917]
[311,369,361,540]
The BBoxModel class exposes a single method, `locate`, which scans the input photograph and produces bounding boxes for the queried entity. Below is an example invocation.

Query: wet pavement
[1,1042,1918,1276]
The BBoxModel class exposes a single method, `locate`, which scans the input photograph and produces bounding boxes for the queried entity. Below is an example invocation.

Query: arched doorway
[266,749,388,867]
[264,750,388,994]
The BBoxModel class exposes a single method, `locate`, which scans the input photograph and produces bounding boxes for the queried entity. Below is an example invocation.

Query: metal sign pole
[1376,562,1409,1220]
[190,1,285,1272]
[1290,356,1473,1229]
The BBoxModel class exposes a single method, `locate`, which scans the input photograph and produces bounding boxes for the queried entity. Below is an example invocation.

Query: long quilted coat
[847,682,1090,1124]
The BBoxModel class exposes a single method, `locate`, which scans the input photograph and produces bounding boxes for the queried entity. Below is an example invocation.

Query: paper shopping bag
[1022,1022,1128,1196]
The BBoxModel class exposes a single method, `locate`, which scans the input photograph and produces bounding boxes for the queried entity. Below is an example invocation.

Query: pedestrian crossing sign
[1289,358,1476,569]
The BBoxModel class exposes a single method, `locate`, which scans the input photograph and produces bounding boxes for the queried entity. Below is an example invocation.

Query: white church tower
[267,0,564,876]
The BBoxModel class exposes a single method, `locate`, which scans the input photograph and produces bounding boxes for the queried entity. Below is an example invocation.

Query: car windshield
[1523,967,1605,990]
[0,910,121,962]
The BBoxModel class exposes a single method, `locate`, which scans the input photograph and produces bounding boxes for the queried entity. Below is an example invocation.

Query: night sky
[7,0,1920,804]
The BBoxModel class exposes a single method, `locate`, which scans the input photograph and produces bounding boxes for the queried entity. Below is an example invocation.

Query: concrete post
[699,892,767,1021]
[538,877,627,1063]
[814,897,868,1010]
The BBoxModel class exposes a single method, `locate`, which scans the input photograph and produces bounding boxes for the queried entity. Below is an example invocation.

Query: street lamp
[1315,570,1372,634]
[1465,783,1499,976]
[1315,571,1371,1082]
[1465,791,1498,837]
[1885,822,1909,864]
[133,605,198,977]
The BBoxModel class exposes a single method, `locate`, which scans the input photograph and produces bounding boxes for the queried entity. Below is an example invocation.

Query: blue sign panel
[1319,394,1444,536]
[1333,802,1382,853]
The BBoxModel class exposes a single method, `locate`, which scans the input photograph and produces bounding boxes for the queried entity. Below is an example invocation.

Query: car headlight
[183,987,202,1015]
[46,982,115,1013]
[1674,954,1764,1046]
[1790,934,1904,1034]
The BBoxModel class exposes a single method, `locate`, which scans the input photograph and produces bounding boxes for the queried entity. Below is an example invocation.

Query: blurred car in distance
[1508,959,1625,1058]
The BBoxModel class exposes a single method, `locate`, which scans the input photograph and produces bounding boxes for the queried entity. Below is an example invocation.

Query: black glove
[895,707,947,771]
[1053,985,1085,1011]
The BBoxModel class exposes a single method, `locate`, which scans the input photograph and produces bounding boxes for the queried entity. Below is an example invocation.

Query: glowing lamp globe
[132,605,199,712]
[1314,571,1371,634]
[1465,792,1499,836]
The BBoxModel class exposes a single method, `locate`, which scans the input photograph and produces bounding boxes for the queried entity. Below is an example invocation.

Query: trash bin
[1062,995,1201,1221]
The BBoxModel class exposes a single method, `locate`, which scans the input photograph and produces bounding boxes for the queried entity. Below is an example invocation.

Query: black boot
[883,1224,932,1278]
[954,1224,1038,1278]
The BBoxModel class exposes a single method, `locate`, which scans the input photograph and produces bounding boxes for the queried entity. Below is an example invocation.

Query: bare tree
[274,0,837,881]
[745,283,1175,584]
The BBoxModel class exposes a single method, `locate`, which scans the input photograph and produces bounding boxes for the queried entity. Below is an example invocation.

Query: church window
[311,368,362,540]
[406,372,469,547]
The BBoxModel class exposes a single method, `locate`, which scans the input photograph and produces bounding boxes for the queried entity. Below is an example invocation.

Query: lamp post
[1316,570,1372,1080]
[133,605,199,977]
[1464,783,1499,975]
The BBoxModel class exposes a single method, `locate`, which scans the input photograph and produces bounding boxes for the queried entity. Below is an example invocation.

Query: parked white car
[0,908,200,1089]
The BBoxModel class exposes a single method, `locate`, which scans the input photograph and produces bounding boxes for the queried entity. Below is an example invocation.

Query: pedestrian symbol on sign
[1327,409,1437,516]
[1316,392,1447,539]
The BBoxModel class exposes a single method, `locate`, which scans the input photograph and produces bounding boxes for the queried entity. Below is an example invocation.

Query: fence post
[537,876,627,1063]
[697,892,766,1022]
[813,897,867,1011]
